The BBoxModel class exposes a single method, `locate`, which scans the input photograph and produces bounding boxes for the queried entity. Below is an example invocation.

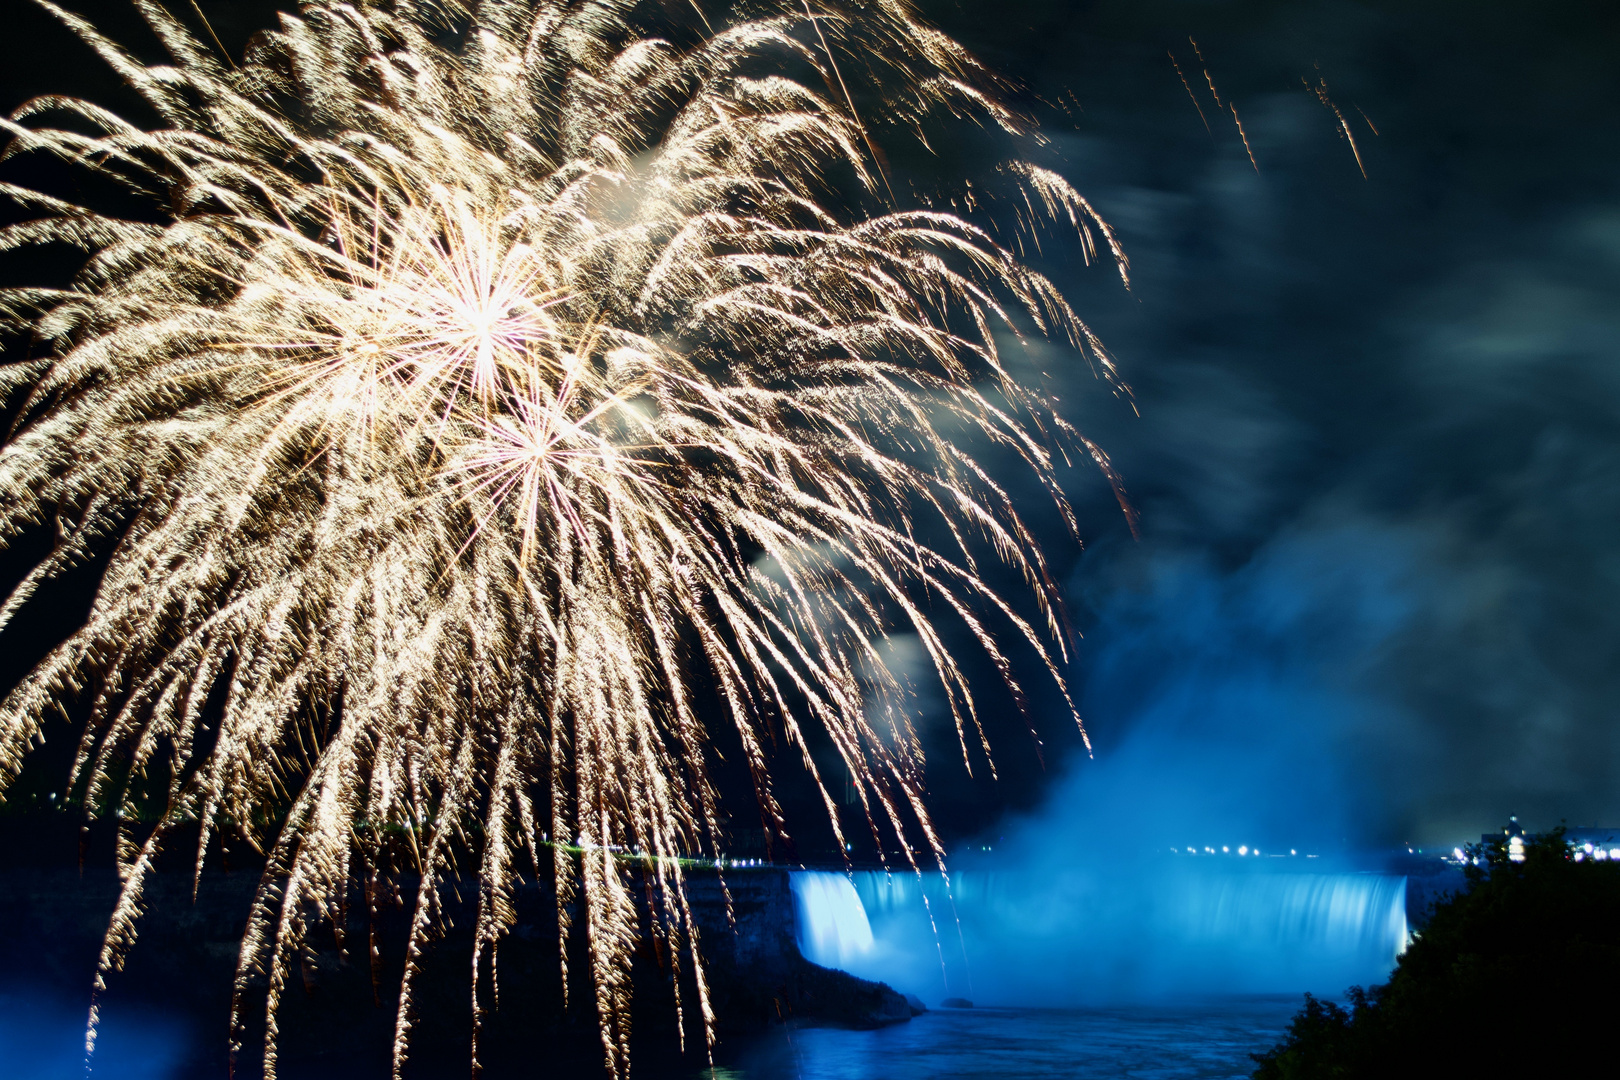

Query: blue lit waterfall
[789,871,875,970]
[790,863,1407,1005]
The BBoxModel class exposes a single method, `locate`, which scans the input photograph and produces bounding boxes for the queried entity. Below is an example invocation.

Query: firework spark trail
[1189,36,1223,107]
[1231,102,1260,173]
[1309,75,1370,178]
[1168,51,1212,136]
[0,2,1128,1077]
[1178,38,1254,172]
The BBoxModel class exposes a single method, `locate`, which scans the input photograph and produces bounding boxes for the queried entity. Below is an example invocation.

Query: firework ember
[0,1,1127,1076]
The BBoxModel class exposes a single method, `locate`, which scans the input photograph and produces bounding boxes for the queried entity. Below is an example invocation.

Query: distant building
[1478,816,1620,864]
[1482,815,1528,861]
[1480,814,1526,845]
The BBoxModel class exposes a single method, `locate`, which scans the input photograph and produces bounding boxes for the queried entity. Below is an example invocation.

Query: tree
[1252,828,1620,1079]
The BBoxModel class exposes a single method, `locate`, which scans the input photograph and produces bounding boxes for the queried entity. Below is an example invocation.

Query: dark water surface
[2,980,1297,1079]
[677,998,1298,1080]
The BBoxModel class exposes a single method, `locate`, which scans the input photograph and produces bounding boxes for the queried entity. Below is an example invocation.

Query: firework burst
[0,1,1128,1076]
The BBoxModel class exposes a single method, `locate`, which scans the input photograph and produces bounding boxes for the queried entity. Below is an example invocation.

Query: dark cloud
[923,0,1620,846]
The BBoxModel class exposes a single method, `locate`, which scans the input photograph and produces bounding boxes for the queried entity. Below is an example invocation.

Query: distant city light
[1238,846,1249,856]
[1222,846,1230,853]
[1290,849,1297,856]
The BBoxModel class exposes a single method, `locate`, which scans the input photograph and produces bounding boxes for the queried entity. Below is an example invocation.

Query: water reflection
[0,985,188,1080]
[692,999,1299,1080]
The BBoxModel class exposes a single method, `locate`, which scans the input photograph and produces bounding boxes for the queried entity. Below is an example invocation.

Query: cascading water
[791,863,1406,1006]
[790,872,876,970]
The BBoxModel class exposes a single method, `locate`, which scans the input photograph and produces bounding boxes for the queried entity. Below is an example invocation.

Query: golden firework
[0,2,1128,1076]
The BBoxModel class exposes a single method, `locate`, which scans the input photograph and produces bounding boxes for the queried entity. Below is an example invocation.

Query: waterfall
[790,871,875,969]
[1165,871,1408,954]
[792,863,1407,1006]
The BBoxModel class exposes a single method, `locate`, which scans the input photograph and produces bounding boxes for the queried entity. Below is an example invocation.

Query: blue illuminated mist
[0,985,188,1080]
[790,525,1432,1006]
[1066,521,1433,853]
[791,548,1422,1008]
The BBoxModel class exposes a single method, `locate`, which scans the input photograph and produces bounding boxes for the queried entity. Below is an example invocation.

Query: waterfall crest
[791,864,1406,1005]
[790,871,875,970]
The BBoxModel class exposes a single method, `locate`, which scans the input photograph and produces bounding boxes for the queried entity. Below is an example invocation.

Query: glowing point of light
[1222,846,1230,853]
[1238,845,1248,856]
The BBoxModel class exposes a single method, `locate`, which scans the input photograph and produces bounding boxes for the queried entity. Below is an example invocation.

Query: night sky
[3,0,1617,856]
[933,0,1620,850]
